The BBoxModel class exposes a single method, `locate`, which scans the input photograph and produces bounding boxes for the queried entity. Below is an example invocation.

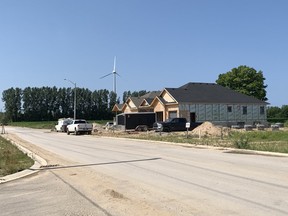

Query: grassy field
[0,136,34,177]
[121,128,288,154]
[229,130,288,153]
[8,121,56,130]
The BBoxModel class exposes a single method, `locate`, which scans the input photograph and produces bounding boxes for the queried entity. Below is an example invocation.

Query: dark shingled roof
[129,97,143,107]
[165,82,268,104]
[116,103,124,110]
[129,91,161,107]
[140,91,161,106]
[140,91,161,99]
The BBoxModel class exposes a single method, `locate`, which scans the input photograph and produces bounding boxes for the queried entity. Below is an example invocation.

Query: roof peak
[179,82,216,89]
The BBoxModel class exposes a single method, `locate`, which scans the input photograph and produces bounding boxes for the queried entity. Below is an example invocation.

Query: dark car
[154,118,202,132]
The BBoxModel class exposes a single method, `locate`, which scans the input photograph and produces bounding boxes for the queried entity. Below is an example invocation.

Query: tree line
[267,106,288,123]
[1,86,148,122]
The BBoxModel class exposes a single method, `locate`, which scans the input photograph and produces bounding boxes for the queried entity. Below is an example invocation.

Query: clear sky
[0,0,287,110]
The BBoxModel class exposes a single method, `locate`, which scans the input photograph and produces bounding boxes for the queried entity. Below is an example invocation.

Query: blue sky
[0,0,287,110]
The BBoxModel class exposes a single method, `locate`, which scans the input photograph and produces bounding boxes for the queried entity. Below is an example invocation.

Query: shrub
[233,135,250,149]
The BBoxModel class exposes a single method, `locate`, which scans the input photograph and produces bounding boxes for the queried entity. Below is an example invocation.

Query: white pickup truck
[66,119,93,135]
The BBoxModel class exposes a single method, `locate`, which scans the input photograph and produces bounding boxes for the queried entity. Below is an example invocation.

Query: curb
[0,137,47,184]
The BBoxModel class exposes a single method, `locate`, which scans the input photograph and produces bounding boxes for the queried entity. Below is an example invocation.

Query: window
[260,106,265,115]
[227,106,232,113]
[242,106,247,115]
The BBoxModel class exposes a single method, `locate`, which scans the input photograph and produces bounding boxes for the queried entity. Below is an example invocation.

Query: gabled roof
[150,95,172,107]
[140,91,161,99]
[165,82,268,104]
[128,97,143,108]
[125,91,161,107]
[113,91,161,112]
[139,91,161,107]
[112,103,124,112]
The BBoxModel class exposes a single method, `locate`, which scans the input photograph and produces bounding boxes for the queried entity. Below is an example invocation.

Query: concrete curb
[0,138,47,184]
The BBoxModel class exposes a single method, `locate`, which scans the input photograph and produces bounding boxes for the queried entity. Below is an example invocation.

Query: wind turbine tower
[100,56,120,94]
[112,56,117,93]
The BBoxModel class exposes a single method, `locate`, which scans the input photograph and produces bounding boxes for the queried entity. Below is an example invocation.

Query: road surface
[1,127,288,216]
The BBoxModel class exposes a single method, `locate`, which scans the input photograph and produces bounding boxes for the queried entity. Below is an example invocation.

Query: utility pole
[64,79,77,119]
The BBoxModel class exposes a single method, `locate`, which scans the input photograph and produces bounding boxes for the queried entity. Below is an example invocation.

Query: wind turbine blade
[116,72,121,77]
[100,73,112,79]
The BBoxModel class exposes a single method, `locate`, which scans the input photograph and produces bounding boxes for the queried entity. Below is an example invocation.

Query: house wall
[153,100,166,119]
[162,91,175,103]
[123,105,131,113]
[121,100,140,113]
[179,103,267,126]
[127,100,137,111]
[165,104,179,120]
[152,100,181,120]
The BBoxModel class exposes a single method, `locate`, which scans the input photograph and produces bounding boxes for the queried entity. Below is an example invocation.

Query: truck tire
[67,130,70,135]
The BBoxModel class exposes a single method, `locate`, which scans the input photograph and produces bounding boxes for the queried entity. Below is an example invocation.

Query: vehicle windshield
[74,120,86,124]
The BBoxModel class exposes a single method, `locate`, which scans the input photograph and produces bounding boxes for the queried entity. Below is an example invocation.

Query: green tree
[280,105,288,118]
[76,88,92,119]
[131,90,148,97]
[2,88,22,121]
[3,86,120,121]
[267,106,282,118]
[109,91,117,110]
[122,90,148,103]
[122,90,131,103]
[216,65,267,101]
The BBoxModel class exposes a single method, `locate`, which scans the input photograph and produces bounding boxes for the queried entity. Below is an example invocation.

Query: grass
[9,121,56,130]
[0,136,34,177]
[125,129,288,153]
[230,130,288,153]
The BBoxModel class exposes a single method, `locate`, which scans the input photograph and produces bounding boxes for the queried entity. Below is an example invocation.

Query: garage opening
[168,111,177,119]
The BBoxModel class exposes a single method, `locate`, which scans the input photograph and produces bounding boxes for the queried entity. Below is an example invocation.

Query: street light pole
[64,79,76,119]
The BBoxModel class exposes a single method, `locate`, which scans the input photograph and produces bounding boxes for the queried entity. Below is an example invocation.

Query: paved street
[1,127,288,216]
[0,171,110,216]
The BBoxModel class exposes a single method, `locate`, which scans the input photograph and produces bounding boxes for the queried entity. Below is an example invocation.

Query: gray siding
[179,103,267,126]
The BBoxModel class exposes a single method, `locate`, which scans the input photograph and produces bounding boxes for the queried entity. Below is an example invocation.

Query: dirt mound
[191,122,229,137]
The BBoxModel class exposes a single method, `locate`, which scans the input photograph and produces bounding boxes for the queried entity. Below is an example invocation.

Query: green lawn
[0,136,34,177]
[230,130,288,153]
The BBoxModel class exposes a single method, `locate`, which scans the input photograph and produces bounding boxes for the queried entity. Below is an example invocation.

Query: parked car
[55,118,73,132]
[66,119,93,135]
[153,118,202,132]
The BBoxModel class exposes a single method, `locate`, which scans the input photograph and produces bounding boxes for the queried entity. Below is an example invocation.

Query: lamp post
[64,79,76,119]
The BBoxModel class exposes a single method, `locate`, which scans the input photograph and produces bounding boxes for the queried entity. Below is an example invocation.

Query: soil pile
[191,122,229,137]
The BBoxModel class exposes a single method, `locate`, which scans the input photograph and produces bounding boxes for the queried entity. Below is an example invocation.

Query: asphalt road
[1,127,288,216]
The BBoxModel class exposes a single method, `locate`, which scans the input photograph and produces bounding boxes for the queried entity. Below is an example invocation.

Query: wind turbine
[100,56,120,94]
